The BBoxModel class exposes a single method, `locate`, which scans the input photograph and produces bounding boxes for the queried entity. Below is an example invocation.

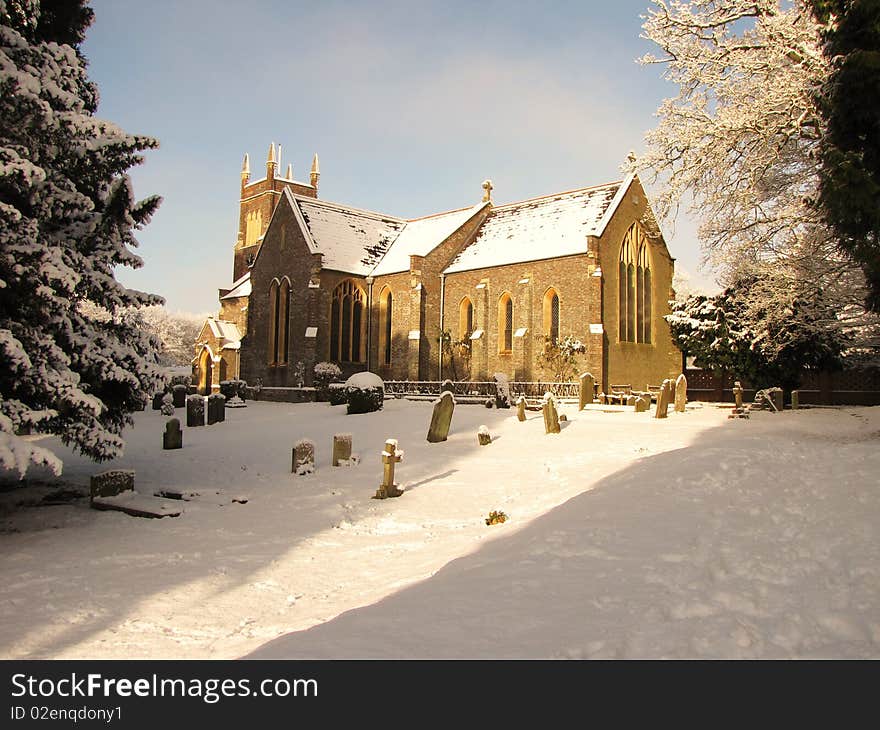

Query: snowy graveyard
[0,399,878,659]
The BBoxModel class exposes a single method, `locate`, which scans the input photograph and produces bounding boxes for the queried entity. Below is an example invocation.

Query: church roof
[292,193,406,276]
[443,178,627,274]
[370,203,488,276]
[221,272,251,299]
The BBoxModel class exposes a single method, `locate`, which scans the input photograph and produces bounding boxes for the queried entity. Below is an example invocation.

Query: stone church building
[193,144,681,394]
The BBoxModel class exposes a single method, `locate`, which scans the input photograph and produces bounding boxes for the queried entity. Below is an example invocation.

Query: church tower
[232,143,320,281]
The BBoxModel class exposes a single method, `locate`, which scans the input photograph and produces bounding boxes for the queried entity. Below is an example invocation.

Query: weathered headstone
[791,390,799,410]
[516,396,527,422]
[90,469,134,503]
[754,387,783,412]
[578,372,595,410]
[674,373,688,413]
[598,392,606,405]
[163,418,182,450]
[626,394,637,407]
[332,433,352,466]
[440,378,455,395]
[477,425,492,445]
[160,393,175,417]
[768,387,783,412]
[206,393,226,424]
[733,381,744,411]
[152,392,164,411]
[292,439,315,475]
[186,395,205,427]
[172,384,187,408]
[654,379,672,419]
[427,391,455,443]
[374,439,404,499]
[494,373,511,409]
[542,392,561,434]
[558,413,568,422]
[634,395,650,413]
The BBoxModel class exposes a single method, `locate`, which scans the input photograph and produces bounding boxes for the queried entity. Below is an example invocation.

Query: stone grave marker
[542,393,561,434]
[207,393,226,424]
[172,384,187,408]
[654,379,672,419]
[374,439,404,499]
[90,469,134,503]
[674,373,688,413]
[634,395,650,413]
[516,396,527,422]
[152,392,164,411]
[160,393,175,416]
[626,394,637,407]
[578,372,595,410]
[477,425,491,445]
[163,418,182,450]
[186,395,205,427]
[441,378,455,395]
[332,433,353,466]
[494,373,511,408]
[292,439,315,475]
[427,391,455,443]
[791,390,799,410]
[733,381,744,410]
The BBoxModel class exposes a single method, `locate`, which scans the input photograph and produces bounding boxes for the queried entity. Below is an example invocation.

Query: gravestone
[516,396,527,422]
[160,393,175,417]
[598,392,606,405]
[374,439,404,499]
[791,390,799,410]
[332,433,352,466]
[152,392,164,411]
[654,379,672,419]
[626,395,637,407]
[578,372,595,410]
[441,379,455,395]
[674,373,688,413]
[186,395,205,427]
[768,387,783,412]
[542,393,560,434]
[172,384,187,408]
[733,381,744,411]
[634,395,650,413]
[90,469,134,503]
[292,439,315,475]
[477,425,492,445]
[558,413,568,422]
[163,418,182,450]
[493,373,511,409]
[427,391,455,443]
[206,393,226,424]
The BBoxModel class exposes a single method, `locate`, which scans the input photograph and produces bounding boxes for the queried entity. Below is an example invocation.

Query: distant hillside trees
[0,0,163,475]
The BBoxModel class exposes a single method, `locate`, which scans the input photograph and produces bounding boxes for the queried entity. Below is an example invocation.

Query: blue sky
[82,0,712,314]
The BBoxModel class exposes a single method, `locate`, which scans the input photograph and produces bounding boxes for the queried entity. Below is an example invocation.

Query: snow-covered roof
[443,181,624,274]
[370,203,488,276]
[207,318,242,345]
[221,272,251,300]
[292,193,406,276]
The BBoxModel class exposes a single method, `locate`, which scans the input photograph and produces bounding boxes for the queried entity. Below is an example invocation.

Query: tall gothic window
[267,278,290,366]
[378,287,393,366]
[330,280,366,363]
[544,288,560,344]
[459,297,474,340]
[499,293,513,353]
[619,224,651,344]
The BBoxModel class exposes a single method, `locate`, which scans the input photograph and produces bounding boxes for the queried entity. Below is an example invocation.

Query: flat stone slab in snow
[91,492,183,519]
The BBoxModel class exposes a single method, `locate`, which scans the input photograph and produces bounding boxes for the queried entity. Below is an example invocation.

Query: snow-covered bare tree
[637,0,879,359]
[138,306,206,367]
[0,0,164,476]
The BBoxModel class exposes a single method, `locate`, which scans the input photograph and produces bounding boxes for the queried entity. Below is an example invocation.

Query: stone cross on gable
[482,179,493,203]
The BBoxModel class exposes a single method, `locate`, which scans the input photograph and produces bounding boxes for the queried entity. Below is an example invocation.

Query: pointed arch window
[379,287,393,366]
[459,297,474,340]
[619,224,651,344]
[543,289,560,344]
[498,293,513,353]
[330,280,366,363]
[267,278,290,366]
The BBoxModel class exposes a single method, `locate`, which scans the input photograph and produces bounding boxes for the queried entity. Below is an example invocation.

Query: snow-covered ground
[1,399,877,659]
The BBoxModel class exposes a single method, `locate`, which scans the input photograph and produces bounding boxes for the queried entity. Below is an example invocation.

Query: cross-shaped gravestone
[375,439,404,499]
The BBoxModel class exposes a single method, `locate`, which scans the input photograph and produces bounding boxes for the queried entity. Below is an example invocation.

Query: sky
[81,0,717,314]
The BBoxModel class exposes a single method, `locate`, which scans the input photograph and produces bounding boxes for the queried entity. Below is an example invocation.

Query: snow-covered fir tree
[0,0,164,476]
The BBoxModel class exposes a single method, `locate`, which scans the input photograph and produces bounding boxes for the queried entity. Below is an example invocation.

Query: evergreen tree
[0,0,164,477]
[811,0,880,312]
[667,273,847,390]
